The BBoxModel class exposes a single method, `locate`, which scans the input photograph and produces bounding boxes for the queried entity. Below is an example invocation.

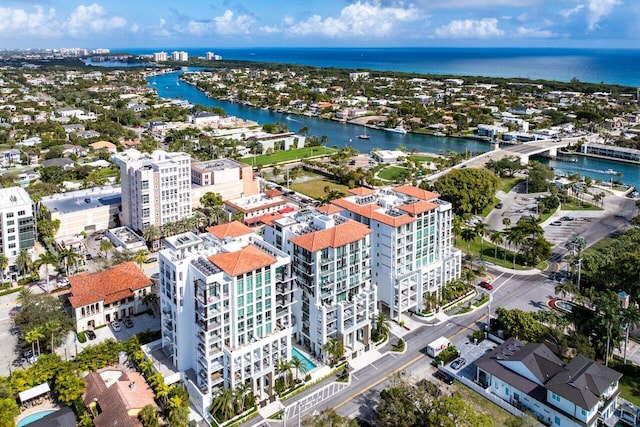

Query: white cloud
[283,1,420,38]
[587,0,619,30]
[421,0,537,9]
[66,3,126,37]
[515,26,556,37]
[151,18,173,37]
[214,10,255,35]
[0,5,59,37]
[434,18,504,38]
[560,4,585,18]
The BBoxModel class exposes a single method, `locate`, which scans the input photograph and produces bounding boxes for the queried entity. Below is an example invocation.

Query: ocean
[126,47,640,87]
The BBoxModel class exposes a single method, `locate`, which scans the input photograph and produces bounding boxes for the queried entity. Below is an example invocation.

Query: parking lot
[442,337,496,382]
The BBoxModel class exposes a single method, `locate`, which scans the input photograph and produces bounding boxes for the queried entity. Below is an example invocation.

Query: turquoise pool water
[292,347,317,372]
[17,410,55,427]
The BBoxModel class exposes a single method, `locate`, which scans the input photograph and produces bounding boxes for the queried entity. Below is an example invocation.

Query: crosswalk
[282,382,349,425]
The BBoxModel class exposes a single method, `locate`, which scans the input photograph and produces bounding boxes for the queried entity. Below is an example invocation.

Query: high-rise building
[330,186,461,320]
[158,223,295,414]
[0,187,35,274]
[171,51,188,62]
[263,209,376,360]
[153,51,168,62]
[114,149,192,233]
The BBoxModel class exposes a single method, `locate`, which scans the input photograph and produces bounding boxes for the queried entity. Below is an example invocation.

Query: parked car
[111,321,122,332]
[85,253,93,260]
[144,257,158,264]
[495,203,503,209]
[435,370,455,385]
[57,278,70,288]
[450,357,466,370]
[86,330,96,340]
[478,281,494,290]
[123,317,134,328]
[551,221,562,226]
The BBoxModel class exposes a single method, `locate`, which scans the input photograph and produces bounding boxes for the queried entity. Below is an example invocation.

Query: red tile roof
[331,198,415,227]
[348,187,376,196]
[206,221,253,239]
[394,185,440,201]
[209,245,276,276]
[316,204,343,215]
[397,200,438,215]
[289,220,371,252]
[264,189,283,198]
[68,262,152,308]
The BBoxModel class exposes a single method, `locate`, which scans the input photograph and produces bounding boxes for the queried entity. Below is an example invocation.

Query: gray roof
[475,337,622,411]
[24,406,76,427]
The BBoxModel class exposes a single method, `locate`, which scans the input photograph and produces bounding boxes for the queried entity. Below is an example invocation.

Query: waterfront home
[475,338,621,427]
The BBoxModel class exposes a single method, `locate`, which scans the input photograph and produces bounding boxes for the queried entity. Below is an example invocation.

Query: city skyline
[1,0,638,49]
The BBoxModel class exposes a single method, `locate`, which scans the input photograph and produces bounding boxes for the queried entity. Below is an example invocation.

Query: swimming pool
[17,409,55,427]
[292,347,317,372]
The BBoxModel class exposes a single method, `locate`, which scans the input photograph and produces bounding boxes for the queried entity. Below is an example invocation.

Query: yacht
[386,125,407,134]
[357,126,370,140]
[605,169,617,175]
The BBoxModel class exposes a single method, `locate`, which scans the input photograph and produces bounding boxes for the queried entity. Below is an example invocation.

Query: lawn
[241,146,336,167]
[479,198,500,217]
[454,236,546,270]
[290,177,351,200]
[378,166,408,181]
[560,198,602,211]
[498,177,524,193]
[409,155,438,164]
[453,383,521,426]
[619,376,640,406]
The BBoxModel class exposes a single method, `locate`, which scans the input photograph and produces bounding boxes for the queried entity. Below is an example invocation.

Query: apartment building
[263,209,376,360]
[190,159,259,208]
[0,187,35,272]
[158,223,295,414]
[114,149,192,232]
[224,190,291,225]
[330,186,461,320]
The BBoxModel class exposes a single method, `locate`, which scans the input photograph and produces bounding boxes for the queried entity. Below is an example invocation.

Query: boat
[357,126,370,140]
[385,125,407,134]
[605,169,617,175]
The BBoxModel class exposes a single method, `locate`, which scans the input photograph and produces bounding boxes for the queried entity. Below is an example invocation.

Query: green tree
[291,356,309,382]
[210,387,237,422]
[0,254,8,285]
[200,191,224,209]
[35,251,59,292]
[489,230,504,261]
[59,247,80,276]
[134,249,148,269]
[526,161,555,193]
[322,337,345,366]
[427,395,492,427]
[25,327,45,356]
[372,312,391,342]
[474,221,489,260]
[45,319,61,353]
[99,238,114,260]
[16,249,32,279]
[138,404,159,427]
[432,168,499,215]
[494,308,546,342]
[54,370,86,405]
[302,409,358,427]
[460,227,478,255]
[0,398,20,427]
[165,394,189,427]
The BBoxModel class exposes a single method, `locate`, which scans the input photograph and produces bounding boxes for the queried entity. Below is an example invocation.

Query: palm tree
[474,221,489,260]
[16,249,32,280]
[142,292,159,315]
[193,211,207,232]
[99,238,114,260]
[59,247,80,276]
[460,227,478,255]
[44,319,61,353]
[506,227,525,269]
[0,253,8,285]
[424,292,439,312]
[36,251,59,292]
[134,249,148,269]
[277,359,294,387]
[502,217,511,228]
[210,387,237,422]
[291,356,308,382]
[373,312,391,341]
[489,230,504,261]
[621,306,640,364]
[16,287,32,305]
[27,326,45,356]
[554,281,577,301]
[322,337,344,366]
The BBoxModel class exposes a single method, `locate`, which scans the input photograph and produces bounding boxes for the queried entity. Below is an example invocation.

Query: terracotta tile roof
[209,244,276,276]
[394,185,440,201]
[206,221,253,239]
[260,214,285,227]
[316,204,343,215]
[289,220,371,252]
[348,187,376,196]
[331,198,415,227]
[264,189,283,198]
[68,262,152,308]
[397,200,438,215]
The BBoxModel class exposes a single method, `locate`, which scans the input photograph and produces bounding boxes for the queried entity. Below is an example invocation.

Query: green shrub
[472,329,485,343]
[433,345,459,366]
[77,332,87,343]
[392,338,406,352]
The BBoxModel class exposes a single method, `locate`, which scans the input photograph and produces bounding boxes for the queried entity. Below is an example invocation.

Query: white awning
[18,382,50,403]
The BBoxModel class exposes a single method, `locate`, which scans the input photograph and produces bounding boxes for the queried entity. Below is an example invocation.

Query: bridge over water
[500,137,584,164]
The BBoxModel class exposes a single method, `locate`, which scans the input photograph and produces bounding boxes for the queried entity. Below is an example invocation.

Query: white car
[111,321,122,332]
[57,278,70,288]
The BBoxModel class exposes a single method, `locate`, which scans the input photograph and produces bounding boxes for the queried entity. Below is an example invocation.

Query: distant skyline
[1,0,638,50]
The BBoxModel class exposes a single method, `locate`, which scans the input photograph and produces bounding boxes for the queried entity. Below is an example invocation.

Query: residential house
[475,337,621,427]
[68,262,153,332]
[83,369,157,427]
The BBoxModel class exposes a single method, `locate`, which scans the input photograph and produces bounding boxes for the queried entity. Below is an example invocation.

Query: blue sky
[1,0,638,49]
